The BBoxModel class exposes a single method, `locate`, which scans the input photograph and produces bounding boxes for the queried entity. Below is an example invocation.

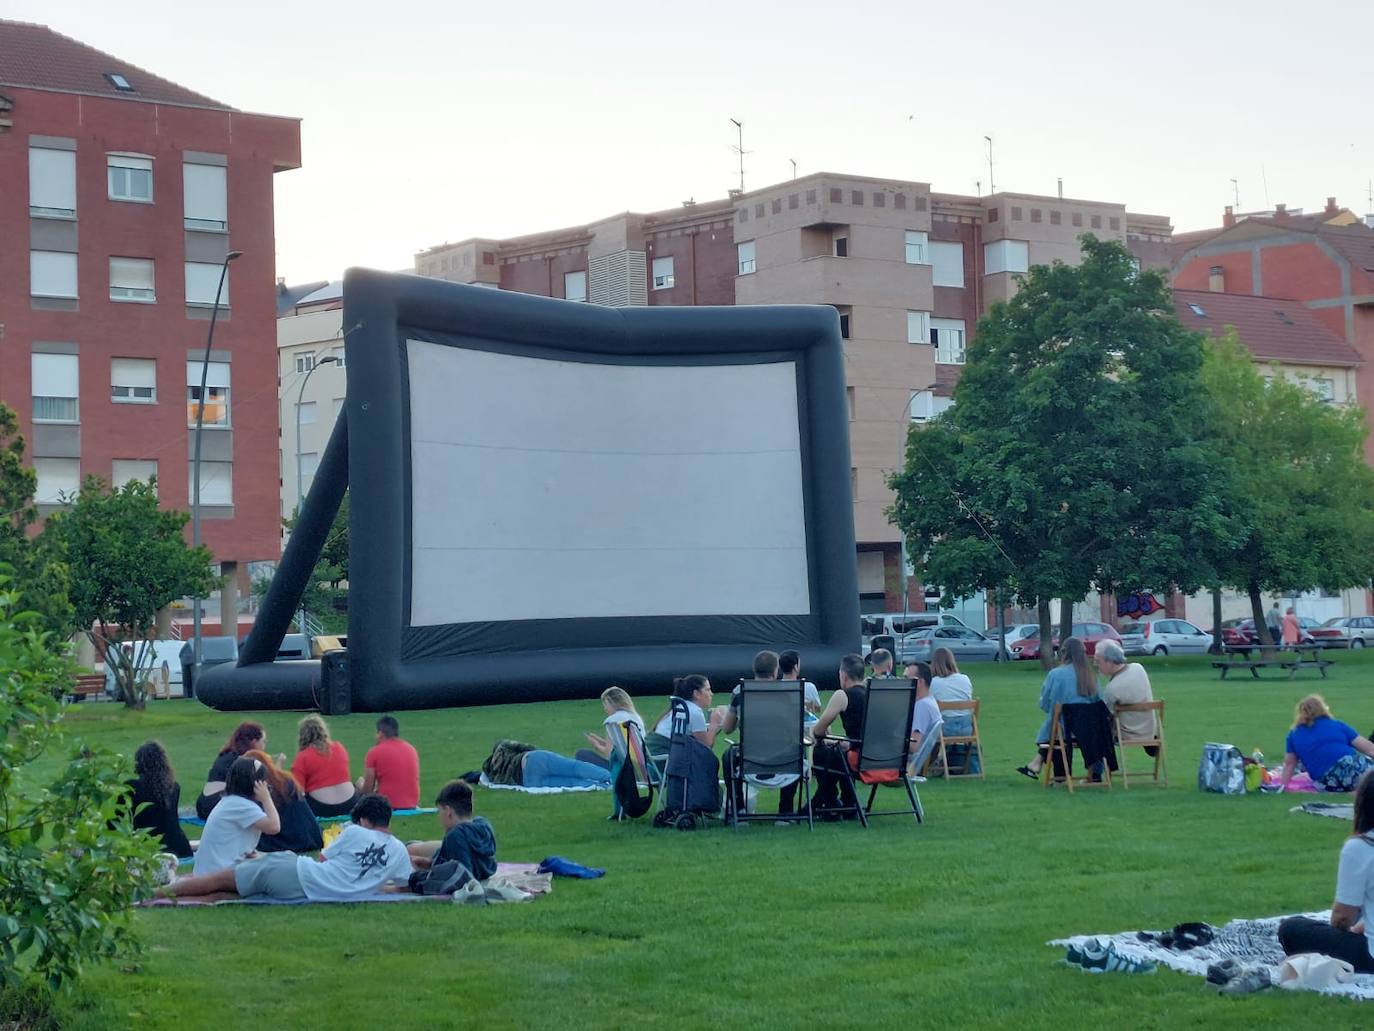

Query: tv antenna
[789,157,797,180]
[983,135,996,196]
[1230,178,1240,208]
[729,118,750,193]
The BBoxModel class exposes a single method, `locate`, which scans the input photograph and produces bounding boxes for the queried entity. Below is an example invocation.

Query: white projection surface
[407,341,811,625]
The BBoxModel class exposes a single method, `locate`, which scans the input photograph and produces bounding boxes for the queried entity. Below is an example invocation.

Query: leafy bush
[0,582,161,995]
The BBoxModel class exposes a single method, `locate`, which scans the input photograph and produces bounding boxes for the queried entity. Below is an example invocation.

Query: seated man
[1095,640,1159,755]
[160,794,412,902]
[357,716,420,810]
[407,780,497,880]
[721,650,791,822]
[808,653,871,818]
[868,648,894,679]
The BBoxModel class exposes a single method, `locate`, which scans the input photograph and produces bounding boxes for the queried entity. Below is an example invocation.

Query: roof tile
[1172,289,1362,367]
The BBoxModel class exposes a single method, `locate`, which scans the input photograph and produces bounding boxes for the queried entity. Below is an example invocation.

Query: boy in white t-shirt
[162,794,411,902]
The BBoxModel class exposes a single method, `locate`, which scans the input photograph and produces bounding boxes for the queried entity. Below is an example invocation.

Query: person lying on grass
[161,793,412,903]
[407,780,496,880]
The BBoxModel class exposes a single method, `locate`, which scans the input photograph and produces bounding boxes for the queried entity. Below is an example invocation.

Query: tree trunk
[1058,598,1074,655]
[1037,598,1054,672]
[1248,586,1274,652]
[1211,587,1223,654]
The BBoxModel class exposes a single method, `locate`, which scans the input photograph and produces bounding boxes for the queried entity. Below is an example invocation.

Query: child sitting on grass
[407,780,497,880]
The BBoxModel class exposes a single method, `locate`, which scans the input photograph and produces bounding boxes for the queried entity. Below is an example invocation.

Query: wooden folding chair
[1041,703,1114,792]
[1113,700,1166,789]
[935,699,984,780]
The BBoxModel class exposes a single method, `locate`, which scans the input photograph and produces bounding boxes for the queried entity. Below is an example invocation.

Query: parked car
[1118,619,1212,656]
[862,612,967,655]
[103,639,186,698]
[1009,622,1122,661]
[1214,617,1318,650]
[897,625,1000,664]
[1308,616,1374,649]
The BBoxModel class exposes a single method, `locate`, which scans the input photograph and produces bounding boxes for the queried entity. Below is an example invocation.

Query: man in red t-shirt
[357,716,420,810]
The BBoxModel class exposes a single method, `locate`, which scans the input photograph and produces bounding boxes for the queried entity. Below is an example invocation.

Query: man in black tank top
[809,653,869,817]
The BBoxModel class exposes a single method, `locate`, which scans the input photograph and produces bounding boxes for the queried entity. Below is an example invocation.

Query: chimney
[1223,205,1236,228]
[1057,178,1063,199]
[1274,203,1288,221]
[1208,266,1225,293]
[1326,196,1339,216]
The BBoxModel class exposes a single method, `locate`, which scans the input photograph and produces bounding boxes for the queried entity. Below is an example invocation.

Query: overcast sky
[11,0,1373,283]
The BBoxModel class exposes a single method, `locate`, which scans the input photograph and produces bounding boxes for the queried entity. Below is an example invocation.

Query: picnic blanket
[478,773,608,794]
[1294,802,1355,821]
[177,806,437,827]
[1050,913,1374,1000]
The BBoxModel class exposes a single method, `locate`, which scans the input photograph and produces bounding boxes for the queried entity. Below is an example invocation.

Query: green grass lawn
[30,653,1374,1029]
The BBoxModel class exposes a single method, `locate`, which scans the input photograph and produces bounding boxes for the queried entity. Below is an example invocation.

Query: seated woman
[191,756,280,876]
[291,714,357,817]
[1279,695,1374,792]
[1017,637,1099,780]
[929,647,980,774]
[195,721,267,820]
[120,741,193,859]
[577,687,647,769]
[647,675,724,753]
[1278,770,1374,973]
[243,749,323,854]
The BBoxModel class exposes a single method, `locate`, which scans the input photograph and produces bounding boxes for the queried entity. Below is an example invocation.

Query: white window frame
[109,256,155,302]
[107,154,153,203]
[30,251,78,299]
[34,458,81,504]
[564,270,587,302]
[330,346,346,368]
[110,357,156,404]
[930,241,965,288]
[906,310,931,346]
[112,459,158,494]
[299,452,320,480]
[31,353,80,423]
[183,161,227,231]
[904,230,928,265]
[931,318,968,364]
[189,460,232,506]
[737,241,756,275]
[295,351,316,374]
[186,360,230,428]
[29,147,76,218]
[298,401,317,426]
[651,257,675,290]
[185,261,229,307]
[984,239,1029,276]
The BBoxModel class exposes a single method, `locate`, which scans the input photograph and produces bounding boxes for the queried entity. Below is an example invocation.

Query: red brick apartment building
[416,175,1171,611]
[0,21,299,624]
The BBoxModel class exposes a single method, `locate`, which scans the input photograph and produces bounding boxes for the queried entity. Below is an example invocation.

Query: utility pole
[983,135,995,196]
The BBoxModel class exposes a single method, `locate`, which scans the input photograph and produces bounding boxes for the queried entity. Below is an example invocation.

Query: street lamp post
[294,355,339,636]
[898,385,938,636]
[191,250,242,696]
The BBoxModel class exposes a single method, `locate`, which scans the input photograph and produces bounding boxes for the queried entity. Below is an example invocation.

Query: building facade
[416,172,1171,612]
[276,281,345,533]
[0,21,300,630]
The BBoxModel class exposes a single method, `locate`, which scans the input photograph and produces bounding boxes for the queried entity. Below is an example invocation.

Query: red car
[1214,617,1317,652]
[1009,621,1122,661]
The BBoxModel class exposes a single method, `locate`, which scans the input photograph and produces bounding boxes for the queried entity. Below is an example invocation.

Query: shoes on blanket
[1065,938,1156,974]
[450,878,534,906]
[1208,957,1276,996]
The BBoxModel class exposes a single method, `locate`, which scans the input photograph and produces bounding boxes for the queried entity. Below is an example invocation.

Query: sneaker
[1206,958,1243,985]
[1219,967,1273,996]
[1066,939,1156,974]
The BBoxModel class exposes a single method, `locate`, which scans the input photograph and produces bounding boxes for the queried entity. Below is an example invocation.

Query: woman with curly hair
[121,741,193,858]
[290,714,357,817]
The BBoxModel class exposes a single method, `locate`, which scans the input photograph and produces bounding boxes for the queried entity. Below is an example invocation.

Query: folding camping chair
[609,719,661,821]
[935,699,984,779]
[1113,700,1167,788]
[831,678,923,827]
[723,680,812,830]
[1041,701,1118,793]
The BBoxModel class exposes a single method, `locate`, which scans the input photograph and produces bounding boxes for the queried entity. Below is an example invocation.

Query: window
[299,452,320,479]
[984,240,1029,275]
[189,460,232,505]
[737,241,756,275]
[111,357,156,404]
[847,386,855,420]
[29,147,76,217]
[183,161,227,230]
[330,346,346,369]
[333,398,345,420]
[904,230,928,264]
[1188,303,1206,317]
[850,467,858,500]
[833,234,848,258]
[34,458,80,504]
[931,318,967,364]
[294,351,316,374]
[107,154,152,202]
[31,251,78,299]
[930,241,965,288]
[1309,378,1336,402]
[651,257,674,290]
[186,360,230,427]
[31,353,79,423]
[564,270,587,302]
[109,257,155,302]
[906,311,930,345]
[185,261,229,306]
[298,401,317,425]
[105,72,134,91]
[833,307,851,339]
[112,459,157,493]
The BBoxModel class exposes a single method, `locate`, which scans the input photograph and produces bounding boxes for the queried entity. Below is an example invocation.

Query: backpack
[1198,742,1246,795]
[408,860,473,895]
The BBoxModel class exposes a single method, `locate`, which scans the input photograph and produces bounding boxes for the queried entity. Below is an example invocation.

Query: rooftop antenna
[729,118,749,194]
[1230,178,1240,209]
[1057,177,1063,199]
[983,135,996,196]
[1365,177,1372,211]
[789,157,797,180]
[975,178,981,197]
[1261,165,1271,210]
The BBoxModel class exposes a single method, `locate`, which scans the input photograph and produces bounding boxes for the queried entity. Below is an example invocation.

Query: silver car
[1310,616,1374,649]
[897,625,999,664]
[1119,618,1212,656]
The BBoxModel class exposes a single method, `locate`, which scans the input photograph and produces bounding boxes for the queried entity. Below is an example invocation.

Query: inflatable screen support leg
[196,412,348,711]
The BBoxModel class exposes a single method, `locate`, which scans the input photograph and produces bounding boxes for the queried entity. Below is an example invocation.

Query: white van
[861,613,967,654]
[103,640,186,698]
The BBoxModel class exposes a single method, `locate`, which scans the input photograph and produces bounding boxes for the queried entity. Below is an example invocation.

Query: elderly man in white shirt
[1095,639,1158,754]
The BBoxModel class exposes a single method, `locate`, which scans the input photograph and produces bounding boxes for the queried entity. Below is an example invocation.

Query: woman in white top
[190,756,280,876]
[1278,770,1374,973]
[580,686,647,767]
[929,647,979,774]
[648,675,724,748]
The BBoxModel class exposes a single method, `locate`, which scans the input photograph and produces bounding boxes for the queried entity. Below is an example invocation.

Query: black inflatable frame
[197,269,858,711]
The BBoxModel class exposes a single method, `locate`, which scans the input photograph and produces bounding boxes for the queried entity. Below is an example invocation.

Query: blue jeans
[521,750,612,789]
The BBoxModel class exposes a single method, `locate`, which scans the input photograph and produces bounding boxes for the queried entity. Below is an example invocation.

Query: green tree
[1200,331,1374,646]
[889,236,1235,668]
[0,579,161,1004]
[46,478,219,707]
[0,403,72,638]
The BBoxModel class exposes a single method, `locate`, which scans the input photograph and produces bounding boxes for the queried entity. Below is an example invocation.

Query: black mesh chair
[724,679,812,830]
[833,677,923,827]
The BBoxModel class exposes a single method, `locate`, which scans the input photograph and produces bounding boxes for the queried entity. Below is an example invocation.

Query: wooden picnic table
[1212,649,1335,680]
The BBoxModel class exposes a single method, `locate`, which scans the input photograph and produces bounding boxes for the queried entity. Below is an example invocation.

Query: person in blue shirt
[1017,636,1099,779]
[1280,695,1374,792]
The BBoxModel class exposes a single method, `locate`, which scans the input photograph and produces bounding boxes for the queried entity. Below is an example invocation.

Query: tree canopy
[0,403,72,638]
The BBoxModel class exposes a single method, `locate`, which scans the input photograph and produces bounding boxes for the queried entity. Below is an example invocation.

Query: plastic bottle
[1252,749,1264,765]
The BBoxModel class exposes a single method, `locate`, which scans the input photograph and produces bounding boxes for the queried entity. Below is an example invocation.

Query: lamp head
[226,250,244,262]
